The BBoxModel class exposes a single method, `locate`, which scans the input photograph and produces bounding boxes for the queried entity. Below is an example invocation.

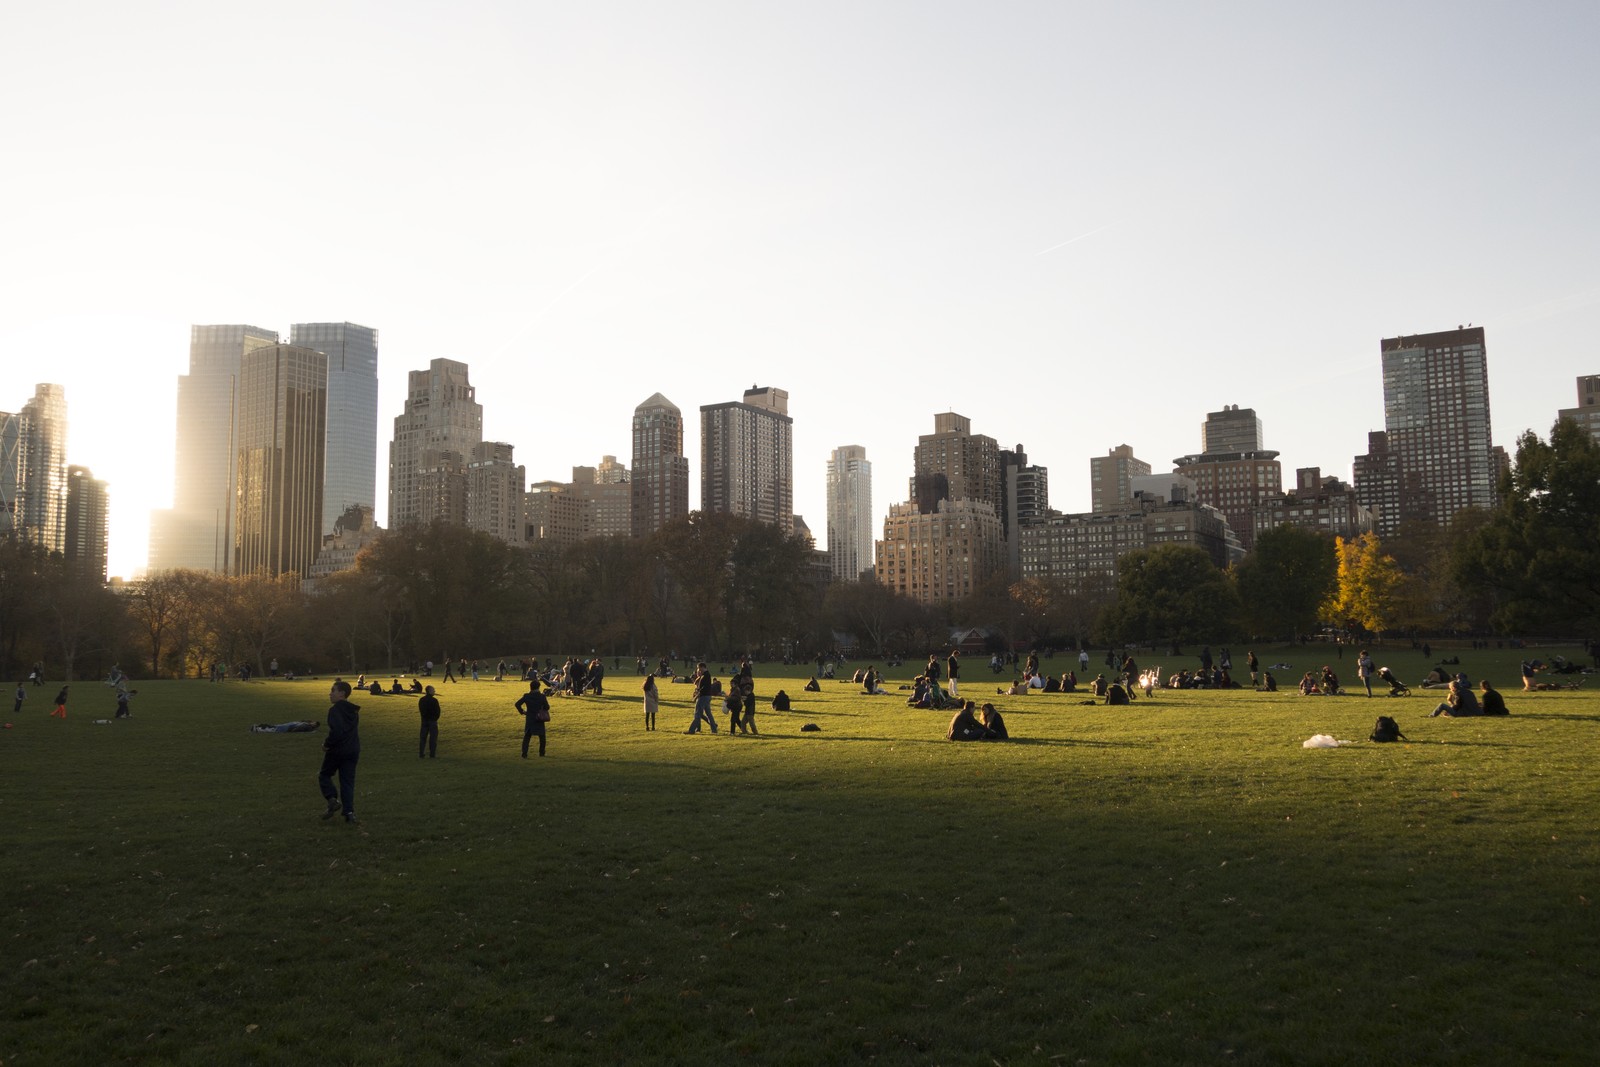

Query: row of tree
[3,419,1595,681]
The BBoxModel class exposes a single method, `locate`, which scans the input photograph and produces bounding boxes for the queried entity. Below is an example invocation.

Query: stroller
[1378,666,1410,697]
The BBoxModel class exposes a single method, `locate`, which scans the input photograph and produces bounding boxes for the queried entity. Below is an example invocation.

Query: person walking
[441,655,457,683]
[12,681,24,716]
[515,680,551,757]
[947,649,961,700]
[642,674,659,730]
[1356,650,1376,698]
[688,662,718,734]
[318,681,362,823]
[418,685,441,757]
[50,685,69,719]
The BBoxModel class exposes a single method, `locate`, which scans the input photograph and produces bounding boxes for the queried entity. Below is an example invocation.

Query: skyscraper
[826,445,872,582]
[701,386,794,533]
[1,384,70,551]
[234,344,327,577]
[631,394,689,538]
[151,324,280,572]
[1355,326,1495,536]
[389,359,483,528]
[64,465,109,582]
[291,322,378,538]
[1090,444,1151,513]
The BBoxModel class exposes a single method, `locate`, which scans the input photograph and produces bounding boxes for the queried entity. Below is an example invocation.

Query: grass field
[4,644,1597,1065]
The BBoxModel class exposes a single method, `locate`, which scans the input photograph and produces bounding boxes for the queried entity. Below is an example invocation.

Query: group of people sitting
[1298,666,1343,696]
[358,675,424,695]
[947,701,1009,741]
[1430,675,1509,717]
[1164,667,1238,689]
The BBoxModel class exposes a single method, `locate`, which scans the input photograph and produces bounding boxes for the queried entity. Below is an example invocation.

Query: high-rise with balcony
[150,325,280,572]
[234,344,327,577]
[291,322,378,538]
[701,386,793,533]
[1,384,70,551]
[389,359,483,528]
[631,394,689,538]
[826,445,872,582]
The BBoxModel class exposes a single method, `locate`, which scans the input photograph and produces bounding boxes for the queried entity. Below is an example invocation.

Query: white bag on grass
[1302,734,1340,748]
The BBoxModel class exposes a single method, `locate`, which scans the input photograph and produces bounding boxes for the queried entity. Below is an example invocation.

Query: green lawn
[4,644,1596,1064]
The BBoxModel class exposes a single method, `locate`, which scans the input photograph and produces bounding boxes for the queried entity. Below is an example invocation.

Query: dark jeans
[318,751,358,816]
[522,719,546,756]
[419,721,438,757]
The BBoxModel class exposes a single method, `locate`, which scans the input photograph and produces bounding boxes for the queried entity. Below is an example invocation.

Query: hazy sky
[4,1,1598,579]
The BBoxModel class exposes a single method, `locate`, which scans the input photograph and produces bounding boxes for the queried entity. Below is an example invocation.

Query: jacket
[324,700,361,756]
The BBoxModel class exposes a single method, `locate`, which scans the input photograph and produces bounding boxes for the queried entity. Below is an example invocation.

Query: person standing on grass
[12,681,23,716]
[50,685,69,719]
[319,681,362,823]
[947,649,961,699]
[515,680,551,757]
[642,674,659,730]
[441,655,457,683]
[418,685,441,758]
[1357,649,1376,697]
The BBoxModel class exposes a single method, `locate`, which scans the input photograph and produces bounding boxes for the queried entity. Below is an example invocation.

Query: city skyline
[4,4,1599,577]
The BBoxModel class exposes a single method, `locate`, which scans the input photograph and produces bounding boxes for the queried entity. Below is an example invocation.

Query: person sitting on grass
[1479,679,1509,715]
[389,678,405,694]
[907,675,931,708]
[1263,671,1278,692]
[1091,673,1108,697]
[1105,682,1130,706]
[1000,677,1029,696]
[803,676,821,692]
[979,703,1009,740]
[1430,678,1482,717]
[947,701,986,741]
[1422,665,1452,689]
[1299,672,1321,696]
[1320,666,1341,695]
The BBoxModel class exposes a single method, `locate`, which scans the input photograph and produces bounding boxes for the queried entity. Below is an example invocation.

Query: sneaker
[321,799,339,820]
[344,813,358,824]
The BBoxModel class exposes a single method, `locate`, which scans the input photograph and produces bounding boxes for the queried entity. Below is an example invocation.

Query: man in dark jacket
[319,681,361,823]
[418,685,441,758]
[515,680,551,757]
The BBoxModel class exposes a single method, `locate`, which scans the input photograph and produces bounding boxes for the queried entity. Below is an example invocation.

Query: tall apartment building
[309,505,383,581]
[826,445,873,582]
[571,460,632,539]
[631,394,690,538]
[1557,374,1600,445]
[290,322,378,538]
[0,384,69,551]
[234,344,327,577]
[1090,445,1151,513]
[1002,443,1048,575]
[389,359,482,528]
[525,481,587,548]
[1354,326,1496,537]
[701,386,793,533]
[150,325,279,572]
[875,498,1005,603]
[64,465,108,581]
[466,442,526,544]
[910,413,1003,524]
[1172,406,1281,551]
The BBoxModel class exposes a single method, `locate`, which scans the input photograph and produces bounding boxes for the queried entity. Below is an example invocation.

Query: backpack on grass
[1370,715,1406,743]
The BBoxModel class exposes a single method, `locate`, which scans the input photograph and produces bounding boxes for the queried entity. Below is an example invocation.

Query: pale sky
[3,2,1597,579]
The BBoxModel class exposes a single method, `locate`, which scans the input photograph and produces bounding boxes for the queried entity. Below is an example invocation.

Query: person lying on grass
[252,720,320,733]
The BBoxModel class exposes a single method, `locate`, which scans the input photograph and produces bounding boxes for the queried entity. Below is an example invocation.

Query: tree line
[3,418,1595,681]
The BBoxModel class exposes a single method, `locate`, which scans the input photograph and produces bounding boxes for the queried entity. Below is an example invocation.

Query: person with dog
[318,681,362,823]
